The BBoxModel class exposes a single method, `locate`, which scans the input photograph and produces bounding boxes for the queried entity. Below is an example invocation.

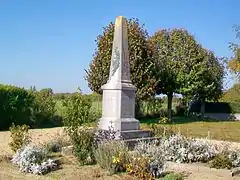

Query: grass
[140,116,240,142]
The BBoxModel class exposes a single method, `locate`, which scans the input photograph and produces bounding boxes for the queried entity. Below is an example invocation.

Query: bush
[11,145,58,175]
[62,91,93,133]
[62,90,100,165]
[94,140,129,174]
[9,123,31,153]
[32,88,57,127]
[0,84,35,130]
[42,133,70,153]
[71,128,96,165]
[126,153,153,179]
[210,153,232,169]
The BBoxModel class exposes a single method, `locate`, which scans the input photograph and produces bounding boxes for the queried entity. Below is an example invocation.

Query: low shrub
[42,133,70,153]
[210,153,232,169]
[94,140,129,174]
[62,90,96,165]
[210,150,240,169]
[126,153,153,179]
[11,145,58,175]
[9,123,31,153]
[71,128,96,165]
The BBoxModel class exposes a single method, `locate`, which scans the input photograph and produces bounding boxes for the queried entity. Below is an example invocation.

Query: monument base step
[120,129,152,140]
[124,137,161,149]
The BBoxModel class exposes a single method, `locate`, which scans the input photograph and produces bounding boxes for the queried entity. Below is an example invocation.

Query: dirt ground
[1,127,240,180]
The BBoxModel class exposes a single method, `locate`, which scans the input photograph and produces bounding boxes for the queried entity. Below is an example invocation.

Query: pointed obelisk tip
[115,16,126,24]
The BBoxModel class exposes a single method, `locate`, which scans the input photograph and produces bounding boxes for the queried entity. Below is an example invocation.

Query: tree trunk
[200,98,205,120]
[167,92,173,122]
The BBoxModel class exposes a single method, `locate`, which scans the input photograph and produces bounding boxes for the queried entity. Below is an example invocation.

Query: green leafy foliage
[149,29,202,121]
[31,88,57,127]
[0,84,35,130]
[62,90,96,165]
[126,154,154,179]
[221,83,240,103]
[180,49,224,119]
[42,133,70,153]
[228,25,240,78]
[136,98,163,118]
[9,123,31,153]
[163,172,184,180]
[71,128,96,165]
[85,18,157,100]
[62,90,93,135]
[94,140,129,174]
[210,153,233,169]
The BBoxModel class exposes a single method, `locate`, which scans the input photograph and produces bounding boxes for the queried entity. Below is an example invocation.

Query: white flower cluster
[159,134,217,163]
[11,145,58,175]
[134,140,166,178]
[135,134,217,164]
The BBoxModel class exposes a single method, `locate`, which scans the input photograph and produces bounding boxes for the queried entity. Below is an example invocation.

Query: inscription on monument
[121,92,134,118]
[122,46,131,81]
[110,47,120,79]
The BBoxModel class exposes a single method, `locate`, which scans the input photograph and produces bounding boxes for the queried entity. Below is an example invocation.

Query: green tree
[228,25,240,79]
[149,29,201,121]
[180,48,224,118]
[32,88,56,126]
[85,18,156,100]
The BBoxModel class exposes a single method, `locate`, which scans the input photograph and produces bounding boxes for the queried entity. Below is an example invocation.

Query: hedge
[0,84,35,130]
[189,101,240,114]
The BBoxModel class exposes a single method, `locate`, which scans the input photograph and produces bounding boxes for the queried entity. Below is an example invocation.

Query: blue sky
[0,0,239,93]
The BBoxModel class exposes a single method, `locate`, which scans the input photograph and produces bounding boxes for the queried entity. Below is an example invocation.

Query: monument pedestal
[98,82,139,131]
[98,82,152,140]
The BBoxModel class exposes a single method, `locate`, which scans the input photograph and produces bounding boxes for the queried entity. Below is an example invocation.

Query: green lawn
[140,116,240,142]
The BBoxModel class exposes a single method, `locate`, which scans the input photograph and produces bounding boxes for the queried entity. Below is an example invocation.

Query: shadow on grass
[139,116,235,125]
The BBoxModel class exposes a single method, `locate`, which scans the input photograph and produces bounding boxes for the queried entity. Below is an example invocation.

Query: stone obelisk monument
[98,16,140,132]
[99,16,151,139]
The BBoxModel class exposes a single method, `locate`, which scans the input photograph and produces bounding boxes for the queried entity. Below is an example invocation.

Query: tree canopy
[149,29,203,120]
[228,25,240,78]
